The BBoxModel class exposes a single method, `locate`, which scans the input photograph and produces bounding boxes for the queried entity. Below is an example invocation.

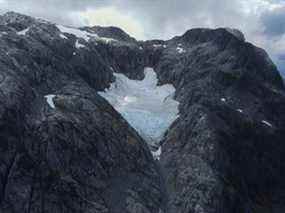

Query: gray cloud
[279,54,285,61]
[261,6,285,37]
[276,55,285,75]
[0,0,256,39]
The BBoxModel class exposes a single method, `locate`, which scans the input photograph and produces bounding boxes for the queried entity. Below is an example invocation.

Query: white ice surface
[99,67,179,147]
[45,94,56,109]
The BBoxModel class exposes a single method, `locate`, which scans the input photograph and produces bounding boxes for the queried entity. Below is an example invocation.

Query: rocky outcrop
[155,28,285,213]
[82,26,137,43]
[0,12,165,213]
[1,12,285,213]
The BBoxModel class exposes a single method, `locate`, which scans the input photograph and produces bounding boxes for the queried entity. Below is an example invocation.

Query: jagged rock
[155,28,285,213]
[1,11,285,213]
[82,26,137,43]
[225,28,245,41]
[0,12,164,213]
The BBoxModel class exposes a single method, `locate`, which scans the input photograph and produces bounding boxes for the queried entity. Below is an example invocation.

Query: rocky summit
[0,11,285,213]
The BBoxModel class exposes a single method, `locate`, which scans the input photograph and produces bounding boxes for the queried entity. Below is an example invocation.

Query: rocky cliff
[0,12,285,213]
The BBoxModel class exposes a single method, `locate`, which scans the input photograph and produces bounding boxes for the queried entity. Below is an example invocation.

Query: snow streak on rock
[176,46,186,54]
[45,94,56,109]
[99,67,179,148]
[75,40,86,49]
[17,28,29,35]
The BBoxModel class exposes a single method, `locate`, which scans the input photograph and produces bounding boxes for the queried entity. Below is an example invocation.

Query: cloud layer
[0,0,284,75]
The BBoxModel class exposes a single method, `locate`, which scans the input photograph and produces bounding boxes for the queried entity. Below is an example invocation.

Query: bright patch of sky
[98,67,179,147]
[77,7,145,40]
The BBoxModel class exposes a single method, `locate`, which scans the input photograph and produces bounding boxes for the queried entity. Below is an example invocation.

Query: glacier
[98,67,179,149]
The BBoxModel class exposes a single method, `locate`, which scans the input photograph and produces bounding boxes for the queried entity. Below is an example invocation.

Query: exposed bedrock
[0,12,285,213]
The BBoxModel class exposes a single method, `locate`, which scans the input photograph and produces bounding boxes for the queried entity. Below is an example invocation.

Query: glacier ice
[98,67,179,148]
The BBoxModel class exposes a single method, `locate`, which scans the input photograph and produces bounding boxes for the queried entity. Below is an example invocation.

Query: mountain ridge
[0,11,285,213]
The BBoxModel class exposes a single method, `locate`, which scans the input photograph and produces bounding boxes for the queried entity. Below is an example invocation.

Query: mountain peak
[0,11,35,31]
[1,11,285,213]
[81,25,137,43]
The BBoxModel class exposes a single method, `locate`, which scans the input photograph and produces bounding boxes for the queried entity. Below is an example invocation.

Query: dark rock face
[1,12,285,213]
[0,12,164,213]
[154,28,285,213]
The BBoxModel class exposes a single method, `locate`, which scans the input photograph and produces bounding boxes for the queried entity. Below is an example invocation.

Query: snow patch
[262,120,273,127]
[152,146,162,160]
[221,98,226,102]
[153,44,166,49]
[98,67,179,146]
[17,28,29,35]
[75,40,86,49]
[176,47,186,54]
[45,95,56,109]
[59,33,68,39]
[100,37,116,44]
[237,109,243,113]
[57,25,116,44]
[153,44,163,48]
[57,25,92,42]
[0,31,8,36]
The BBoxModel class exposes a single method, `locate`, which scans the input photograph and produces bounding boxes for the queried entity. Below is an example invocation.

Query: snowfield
[99,67,180,148]
[57,25,116,44]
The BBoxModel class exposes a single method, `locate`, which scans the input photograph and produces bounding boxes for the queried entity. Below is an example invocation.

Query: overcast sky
[0,0,284,75]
